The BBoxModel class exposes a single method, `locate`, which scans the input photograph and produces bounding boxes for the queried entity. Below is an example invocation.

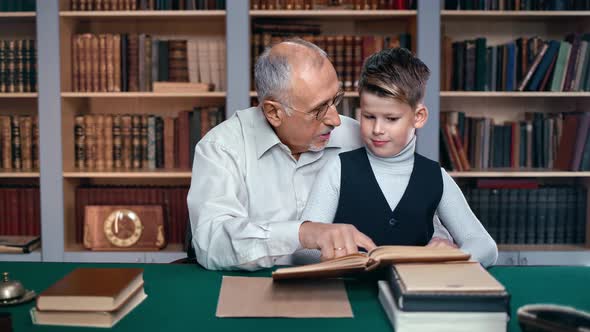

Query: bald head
[254,38,329,107]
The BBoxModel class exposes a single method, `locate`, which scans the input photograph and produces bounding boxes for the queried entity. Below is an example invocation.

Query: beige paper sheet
[216,276,353,318]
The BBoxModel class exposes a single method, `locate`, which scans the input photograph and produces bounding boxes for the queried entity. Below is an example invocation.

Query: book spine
[75,115,86,169]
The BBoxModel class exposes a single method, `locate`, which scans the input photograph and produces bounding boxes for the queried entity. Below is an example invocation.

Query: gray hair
[254,38,328,113]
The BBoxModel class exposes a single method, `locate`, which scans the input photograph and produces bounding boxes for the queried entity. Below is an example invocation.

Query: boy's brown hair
[358,47,430,110]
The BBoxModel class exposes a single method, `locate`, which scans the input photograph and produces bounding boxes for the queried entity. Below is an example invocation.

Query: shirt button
[389,218,398,226]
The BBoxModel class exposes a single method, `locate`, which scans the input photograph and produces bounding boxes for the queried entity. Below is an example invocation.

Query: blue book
[526,40,560,91]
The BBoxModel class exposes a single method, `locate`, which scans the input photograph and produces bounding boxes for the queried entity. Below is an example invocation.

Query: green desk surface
[0,263,588,332]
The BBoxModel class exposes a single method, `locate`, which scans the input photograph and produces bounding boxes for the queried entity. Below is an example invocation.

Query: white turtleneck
[301,136,498,267]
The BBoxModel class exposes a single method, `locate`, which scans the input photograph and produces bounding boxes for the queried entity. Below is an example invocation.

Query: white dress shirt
[187,107,363,270]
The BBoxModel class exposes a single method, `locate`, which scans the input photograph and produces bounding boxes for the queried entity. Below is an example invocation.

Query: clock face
[103,209,144,247]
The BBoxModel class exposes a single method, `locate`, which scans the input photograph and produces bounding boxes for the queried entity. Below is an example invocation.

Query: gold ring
[334,247,344,251]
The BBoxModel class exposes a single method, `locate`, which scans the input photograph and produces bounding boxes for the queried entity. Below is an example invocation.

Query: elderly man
[187,39,452,270]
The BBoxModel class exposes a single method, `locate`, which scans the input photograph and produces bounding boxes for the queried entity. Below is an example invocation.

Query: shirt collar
[253,108,282,159]
[252,107,343,159]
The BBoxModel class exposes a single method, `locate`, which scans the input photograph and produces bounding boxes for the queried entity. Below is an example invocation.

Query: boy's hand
[298,221,377,260]
[426,237,458,248]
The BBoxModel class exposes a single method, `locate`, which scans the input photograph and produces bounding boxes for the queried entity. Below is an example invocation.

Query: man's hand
[426,237,458,248]
[299,221,377,260]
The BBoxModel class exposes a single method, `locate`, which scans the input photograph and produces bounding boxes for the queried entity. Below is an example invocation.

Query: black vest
[334,147,443,246]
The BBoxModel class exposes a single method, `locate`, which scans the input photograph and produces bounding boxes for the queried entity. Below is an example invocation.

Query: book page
[368,246,471,264]
[271,253,369,280]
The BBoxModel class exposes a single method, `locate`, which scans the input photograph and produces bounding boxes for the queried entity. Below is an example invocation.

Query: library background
[0,0,589,266]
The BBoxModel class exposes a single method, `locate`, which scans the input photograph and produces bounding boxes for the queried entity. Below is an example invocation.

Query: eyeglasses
[281,90,345,121]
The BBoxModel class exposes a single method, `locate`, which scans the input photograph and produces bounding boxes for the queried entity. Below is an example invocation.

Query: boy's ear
[261,100,284,128]
[413,104,429,129]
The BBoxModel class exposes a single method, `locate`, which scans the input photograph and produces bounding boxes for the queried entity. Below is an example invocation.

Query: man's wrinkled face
[277,59,342,155]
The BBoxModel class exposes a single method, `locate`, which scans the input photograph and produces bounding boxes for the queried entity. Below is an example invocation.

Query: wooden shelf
[60,10,225,20]
[63,243,185,263]
[0,93,38,98]
[440,91,590,98]
[61,92,226,98]
[249,91,359,98]
[0,12,36,18]
[63,170,192,178]
[250,9,416,18]
[449,170,590,177]
[441,10,590,18]
[0,171,40,178]
[0,249,42,262]
[499,244,589,251]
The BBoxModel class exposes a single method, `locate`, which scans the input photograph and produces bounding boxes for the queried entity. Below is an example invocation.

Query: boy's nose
[373,121,384,135]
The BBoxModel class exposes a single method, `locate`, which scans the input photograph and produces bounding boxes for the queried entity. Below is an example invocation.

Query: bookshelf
[0,1,40,261]
[2,0,588,266]
[440,5,590,255]
[54,0,227,263]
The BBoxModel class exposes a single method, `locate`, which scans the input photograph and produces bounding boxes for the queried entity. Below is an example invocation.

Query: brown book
[0,41,6,93]
[121,115,132,169]
[84,115,97,169]
[168,40,188,82]
[36,268,144,312]
[163,116,175,169]
[106,34,115,92]
[98,34,107,92]
[132,115,142,169]
[112,115,122,168]
[91,34,100,92]
[272,246,471,280]
[32,115,39,169]
[104,115,113,169]
[112,34,121,92]
[127,34,139,92]
[0,116,11,170]
[83,34,93,92]
[554,114,580,170]
[20,116,32,170]
[72,35,80,92]
[74,115,86,169]
[95,114,105,170]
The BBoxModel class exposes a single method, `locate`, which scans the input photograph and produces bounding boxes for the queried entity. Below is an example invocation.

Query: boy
[301,48,497,267]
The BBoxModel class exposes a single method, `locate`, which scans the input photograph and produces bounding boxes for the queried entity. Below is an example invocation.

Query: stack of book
[31,268,147,328]
[378,262,510,332]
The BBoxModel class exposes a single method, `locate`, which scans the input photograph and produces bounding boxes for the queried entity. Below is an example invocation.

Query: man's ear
[261,100,284,128]
[414,104,429,129]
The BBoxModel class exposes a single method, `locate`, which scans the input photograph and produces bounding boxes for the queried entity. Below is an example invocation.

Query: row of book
[71,33,226,93]
[70,0,226,10]
[0,186,40,236]
[440,111,590,172]
[75,186,189,244]
[74,108,223,170]
[463,184,587,245]
[0,40,37,93]
[252,23,411,91]
[0,0,35,11]
[445,0,590,11]
[442,34,590,92]
[251,0,416,10]
[0,115,39,170]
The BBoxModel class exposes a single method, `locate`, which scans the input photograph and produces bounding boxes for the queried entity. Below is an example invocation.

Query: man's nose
[322,105,341,127]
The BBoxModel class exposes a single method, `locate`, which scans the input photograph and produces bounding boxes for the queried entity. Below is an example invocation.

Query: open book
[272,246,471,280]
